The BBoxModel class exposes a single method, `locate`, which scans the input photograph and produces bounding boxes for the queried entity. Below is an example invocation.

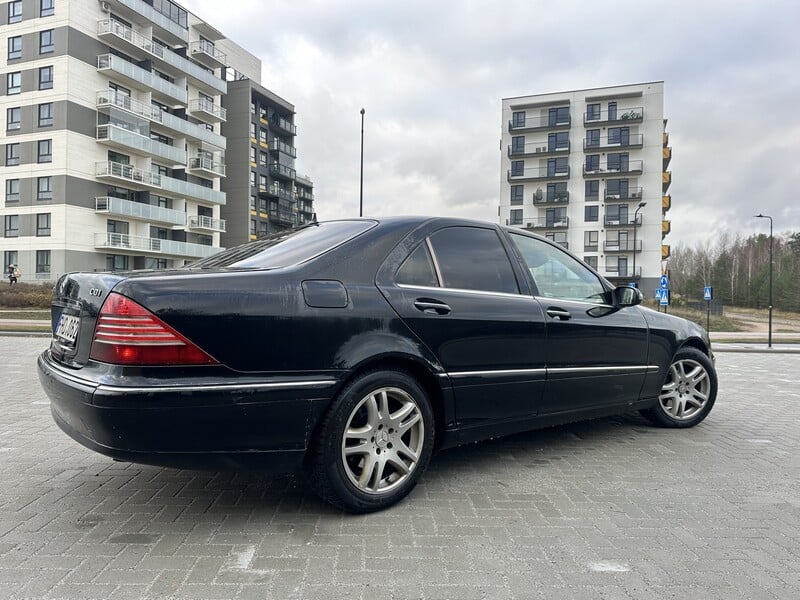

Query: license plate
[55,314,80,345]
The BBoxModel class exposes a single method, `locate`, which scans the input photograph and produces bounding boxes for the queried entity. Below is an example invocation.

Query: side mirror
[613,285,643,307]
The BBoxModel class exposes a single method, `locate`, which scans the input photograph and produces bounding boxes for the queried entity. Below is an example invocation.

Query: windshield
[188,220,377,269]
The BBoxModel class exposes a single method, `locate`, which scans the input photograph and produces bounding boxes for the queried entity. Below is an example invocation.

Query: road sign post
[704,286,713,332]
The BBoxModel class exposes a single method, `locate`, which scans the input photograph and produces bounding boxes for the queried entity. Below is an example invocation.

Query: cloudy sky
[182,0,799,245]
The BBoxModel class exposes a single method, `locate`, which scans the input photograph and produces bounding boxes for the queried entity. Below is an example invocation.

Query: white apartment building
[500,82,672,292]
[0,0,311,283]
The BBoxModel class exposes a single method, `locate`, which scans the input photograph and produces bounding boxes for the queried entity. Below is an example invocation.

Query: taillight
[90,293,218,366]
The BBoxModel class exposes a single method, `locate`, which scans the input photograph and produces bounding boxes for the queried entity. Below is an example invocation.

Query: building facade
[1,0,312,283]
[500,82,671,292]
[220,78,313,246]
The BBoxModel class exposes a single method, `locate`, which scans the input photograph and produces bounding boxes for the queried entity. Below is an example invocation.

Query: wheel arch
[679,336,711,357]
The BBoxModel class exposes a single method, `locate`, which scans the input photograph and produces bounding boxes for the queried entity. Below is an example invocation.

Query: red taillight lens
[90,293,218,366]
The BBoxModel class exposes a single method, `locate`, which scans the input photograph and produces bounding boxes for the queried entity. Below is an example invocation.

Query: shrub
[0,282,53,308]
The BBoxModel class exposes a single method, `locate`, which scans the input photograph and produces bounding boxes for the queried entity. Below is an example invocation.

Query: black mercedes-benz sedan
[38,217,717,512]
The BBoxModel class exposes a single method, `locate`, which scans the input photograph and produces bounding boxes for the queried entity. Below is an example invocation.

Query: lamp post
[755,213,773,348]
[631,201,647,287]
[359,108,365,217]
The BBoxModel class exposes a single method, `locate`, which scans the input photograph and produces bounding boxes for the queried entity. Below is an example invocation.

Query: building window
[585,129,600,148]
[40,0,55,16]
[585,180,599,201]
[6,107,21,131]
[510,160,524,177]
[585,155,600,173]
[39,30,54,54]
[107,219,128,235]
[38,66,53,90]
[606,179,629,199]
[4,215,19,237]
[509,209,523,226]
[548,107,569,126]
[37,139,52,163]
[607,152,629,172]
[586,103,600,121]
[584,230,599,251]
[259,151,268,165]
[4,251,18,273]
[36,250,51,274]
[511,136,525,155]
[545,231,568,247]
[250,171,256,187]
[510,185,524,206]
[7,72,21,94]
[8,1,22,23]
[511,111,525,128]
[5,143,20,166]
[584,256,598,269]
[8,36,22,60]
[260,197,268,212]
[249,195,256,210]
[259,128,267,144]
[106,254,129,271]
[36,213,51,236]
[38,103,54,127]
[250,219,256,235]
[259,174,267,190]
[584,205,599,222]
[249,122,256,139]
[249,146,256,163]
[6,179,20,202]
[546,182,567,202]
[37,176,53,200]
[608,101,617,121]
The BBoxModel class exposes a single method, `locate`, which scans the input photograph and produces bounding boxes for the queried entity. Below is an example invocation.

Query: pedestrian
[7,264,17,285]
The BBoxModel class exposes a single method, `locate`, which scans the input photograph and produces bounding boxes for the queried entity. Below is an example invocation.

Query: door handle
[546,307,571,320]
[414,299,452,315]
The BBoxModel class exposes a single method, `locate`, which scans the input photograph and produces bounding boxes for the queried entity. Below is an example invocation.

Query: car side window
[428,227,519,294]
[509,233,606,303]
[395,242,439,287]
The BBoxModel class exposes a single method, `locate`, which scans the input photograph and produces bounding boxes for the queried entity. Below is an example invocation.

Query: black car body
[38,217,718,512]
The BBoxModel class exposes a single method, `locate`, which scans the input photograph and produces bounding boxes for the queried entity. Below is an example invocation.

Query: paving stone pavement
[0,336,798,599]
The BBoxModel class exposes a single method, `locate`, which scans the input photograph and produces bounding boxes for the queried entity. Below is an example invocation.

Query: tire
[641,347,717,428]
[308,370,435,513]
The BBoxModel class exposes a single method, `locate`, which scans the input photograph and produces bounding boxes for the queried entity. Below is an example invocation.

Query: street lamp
[359,108,365,217]
[755,213,773,348]
[631,201,647,287]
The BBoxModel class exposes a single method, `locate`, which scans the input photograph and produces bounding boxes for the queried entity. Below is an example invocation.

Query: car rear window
[189,220,377,269]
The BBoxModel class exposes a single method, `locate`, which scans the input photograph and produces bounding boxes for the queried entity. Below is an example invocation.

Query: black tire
[640,347,717,428]
[308,369,435,513]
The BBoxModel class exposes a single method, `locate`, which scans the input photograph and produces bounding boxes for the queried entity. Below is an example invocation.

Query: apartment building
[499,82,672,292]
[1,0,313,283]
[220,78,314,246]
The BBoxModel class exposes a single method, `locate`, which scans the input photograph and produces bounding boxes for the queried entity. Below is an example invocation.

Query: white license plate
[55,314,80,344]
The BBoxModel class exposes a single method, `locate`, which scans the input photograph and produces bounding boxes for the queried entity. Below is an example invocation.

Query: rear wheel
[641,347,717,428]
[309,370,434,513]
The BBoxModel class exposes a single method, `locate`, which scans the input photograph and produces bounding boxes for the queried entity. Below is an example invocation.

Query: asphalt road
[0,336,798,599]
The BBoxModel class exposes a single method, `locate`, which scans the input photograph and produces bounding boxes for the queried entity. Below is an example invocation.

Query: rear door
[377,225,547,428]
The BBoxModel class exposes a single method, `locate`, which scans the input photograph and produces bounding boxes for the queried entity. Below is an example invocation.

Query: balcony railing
[604,187,643,201]
[533,191,569,205]
[189,97,226,122]
[97,53,187,104]
[188,156,226,177]
[96,161,161,188]
[603,240,642,252]
[269,138,297,158]
[508,166,569,181]
[508,141,570,157]
[662,244,671,259]
[272,117,297,136]
[583,133,643,151]
[190,40,226,67]
[263,185,295,203]
[188,215,226,232]
[97,124,186,165]
[95,196,186,226]
[269,163,296,180]
[273,210,297,225]
[508,114,571,131]
[602,266,642,278]
[95,232,221,258]
[584,107,643,124]
[662,195,671,212]
[583,160,643,176]
[96,161,226,204]
[604,215,642,227]
[109,0,188,43]
[524,217,570,229]
[160,176,226,205]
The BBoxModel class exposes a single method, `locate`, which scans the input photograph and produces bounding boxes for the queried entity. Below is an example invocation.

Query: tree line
[668,231,800,312]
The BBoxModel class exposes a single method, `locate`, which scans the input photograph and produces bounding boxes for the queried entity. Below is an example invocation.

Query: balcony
[189,98,226,123]
[662,195,671,212]
[190,40,226,69]
[95,232,221,258]
[272,210,297,226]
[662,244,671,259]
[508,141,569,157]
[533,191,569,205]
[662,220,671,235]
[271,117,297,136]
[602,266,642,279]
[269,138,297,158]
[604,187,643,202]
[584,106,643,125]
[583,160,643,177]
[604,215,642,227]
[96,124,186,165]
[188,155,226,177]
[262,184,295,203]
[188,215,226,233]
[508,114,571,132]
[583,133,643,151]
[269,163,296,181]
[603,240,642,252]
[663,171,672,192]
[96,161,161,190]
[160,176,226,205]
[95,196,186,226]
[663,146,672,169]
[524,217,570,230]
[97,54,187,104]
[96,90,225,150]
[507,166,569,182]
[663,131,669,147]
[106,0,188,45]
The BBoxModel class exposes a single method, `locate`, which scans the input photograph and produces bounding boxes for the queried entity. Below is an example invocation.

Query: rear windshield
[188,220,377,269]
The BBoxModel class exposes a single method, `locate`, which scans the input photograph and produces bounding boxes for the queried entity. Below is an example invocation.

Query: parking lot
[0,335,798,599]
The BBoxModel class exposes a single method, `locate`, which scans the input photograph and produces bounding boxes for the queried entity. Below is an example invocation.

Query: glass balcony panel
[95,196,186,226]
[97,53,187,104]
[188,215,226,232]
[159,176,226,205]
[108,0,188,43]
[96,161,162,189]
[584,106,643,124]
[97,124,187,164]
[95,232,221,258]
[189,98,227,123]
[190,40,227,68]
[188,156,226,177]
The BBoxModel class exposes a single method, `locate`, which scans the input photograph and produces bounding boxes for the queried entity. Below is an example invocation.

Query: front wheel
[308,370,434,513]
[641,347,717,428]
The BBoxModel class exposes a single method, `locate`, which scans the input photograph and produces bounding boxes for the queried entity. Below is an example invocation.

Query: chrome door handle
[546,307,571,320]
[414,300,452,315]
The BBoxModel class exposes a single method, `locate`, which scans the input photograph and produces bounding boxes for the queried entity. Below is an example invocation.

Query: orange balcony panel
[662,220,671,235]
[663,146,672,168]
[662,171,672,192]
[663,131,669,147]
[662,244,671,259]
[662,194,671,212]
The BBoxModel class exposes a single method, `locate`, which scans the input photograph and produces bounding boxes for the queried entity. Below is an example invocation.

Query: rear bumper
[37,351,337,472]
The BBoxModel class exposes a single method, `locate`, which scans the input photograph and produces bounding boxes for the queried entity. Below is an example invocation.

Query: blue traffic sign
[655,288,663,300]
[703,286,713,301]
[660,274,669,289]
[660,289,670,306]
